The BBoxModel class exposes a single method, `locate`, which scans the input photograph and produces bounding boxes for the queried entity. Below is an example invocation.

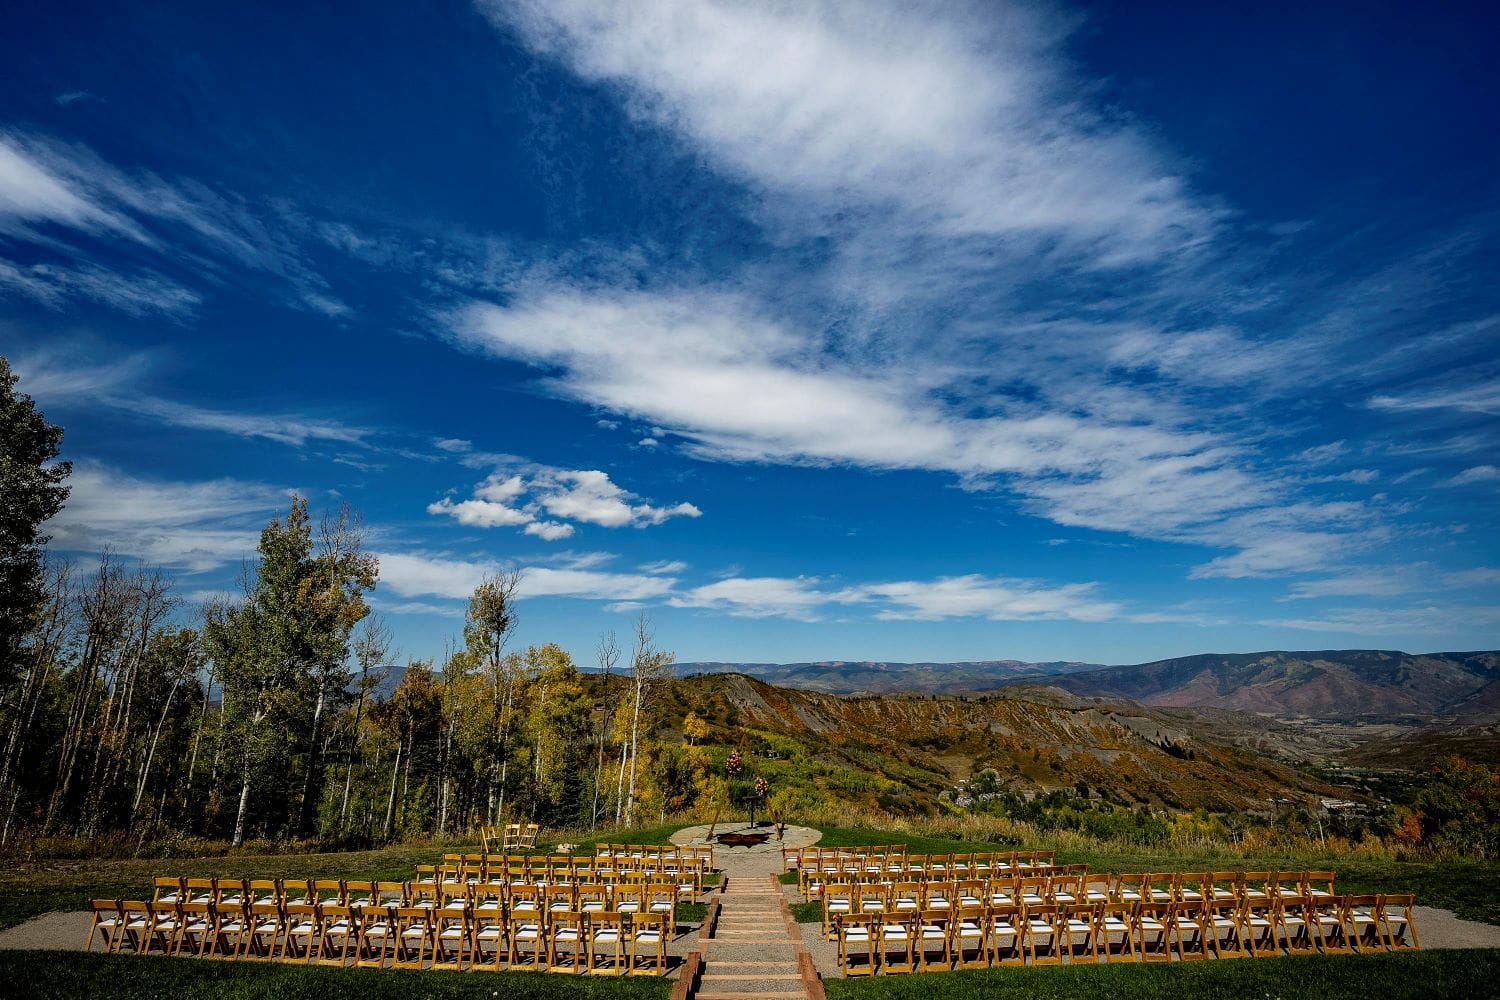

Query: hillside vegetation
[660,674,1341,814]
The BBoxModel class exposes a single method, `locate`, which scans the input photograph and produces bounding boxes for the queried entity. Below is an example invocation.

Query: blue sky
[2,0,1497,668]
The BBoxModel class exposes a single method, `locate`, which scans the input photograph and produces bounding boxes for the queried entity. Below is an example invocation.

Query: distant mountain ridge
[1012,649,1500,720]
[673,658,1105,694]
[674,649,1500,721]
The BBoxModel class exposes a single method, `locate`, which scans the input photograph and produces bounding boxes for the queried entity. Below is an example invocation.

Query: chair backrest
[152,877,182,903]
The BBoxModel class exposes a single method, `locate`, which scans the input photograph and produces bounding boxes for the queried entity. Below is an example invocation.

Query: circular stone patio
[671,822,821,853]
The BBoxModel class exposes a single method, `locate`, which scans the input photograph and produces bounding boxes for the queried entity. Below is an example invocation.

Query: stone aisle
[671,829,821,1000]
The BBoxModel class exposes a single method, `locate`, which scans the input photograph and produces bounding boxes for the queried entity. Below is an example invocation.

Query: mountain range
[672,658,1104,693]
[677,650,1500,721]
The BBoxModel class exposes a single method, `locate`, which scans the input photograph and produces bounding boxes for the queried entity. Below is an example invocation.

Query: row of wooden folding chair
[831,894,1418,976]
[424,865,703,904]
[86,897,673,975]
[595,844,715,863]
[799,858,1069,899]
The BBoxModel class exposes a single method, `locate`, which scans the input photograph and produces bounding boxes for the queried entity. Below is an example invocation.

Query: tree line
[0,355,700,848]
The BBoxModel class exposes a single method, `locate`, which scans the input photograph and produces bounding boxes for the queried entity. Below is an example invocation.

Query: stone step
[702,974,805,981]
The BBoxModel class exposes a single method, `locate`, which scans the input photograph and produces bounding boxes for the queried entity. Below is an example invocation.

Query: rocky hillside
[1020,650,1500,720]
[658,674,1343,814]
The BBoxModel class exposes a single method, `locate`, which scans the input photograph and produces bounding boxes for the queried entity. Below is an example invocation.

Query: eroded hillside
[657,674,1344,814]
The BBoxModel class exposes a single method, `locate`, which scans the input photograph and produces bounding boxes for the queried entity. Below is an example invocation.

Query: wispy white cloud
[1443,465,1499,487]
[11,344,372,447]
[0,259,200,316]
[834,574,1121,623]
[1260,605,1500,636]
[377,550,678,602]
[671,576,829,621]
[485,0,1218,267]
[0,130,347,317]
[1369,380,1500,417]
[45,462,290,572]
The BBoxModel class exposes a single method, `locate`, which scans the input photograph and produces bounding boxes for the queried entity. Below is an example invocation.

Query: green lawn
[1,949,673,1000]
[802,826,1500,926]
[823,949,1500,1000]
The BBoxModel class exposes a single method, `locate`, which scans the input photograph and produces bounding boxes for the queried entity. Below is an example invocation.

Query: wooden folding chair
[312,903,355,966]
[1208,871,1239,903]
[1114,873,1147,904]
[184,877,215,906]
[1272,871,1306,903]
[85,899,124,953]
[1278,895,1319,955]
[987,902,1023,966]
[391,906,431,970]
[1243,894,1280,956]
[1145,873,1175,904]
[917,908,952,970]
[1082,873,1112,903]
[546,909,586,973]
[628,912,668,976]
[837,914,879,976]
[823,881,854,940]
[243,901,285,961]
[1170,900,1211,961]
[878,912,916,973]
[1136,902,1171,962]
[473,898,507,970]
[355,903,396,968]
[171,899,211,957]
[117,899,150,955]
[1207,899,1248,958]
[1313,894,1352,954]
[1379,894,1420,951]
[1239,871,1272,906]
[1051,874,1083,905]
[214,878,248,909]
[141,900,181,955]
[508,905,546,969]
[278,902,319,962]
[521,823,541,849]
[644,881,677,927]
[202,899,249,959]
[955,878,987,909]
[345,880,377,909]
[857,881,889,916]
[587,911,626,975]
[923,880,954,911]
[1097,901,1136,963]
[954,903,987,969]
[1061,902,1099,963]
[1346,894,1383,952]
[151,877,184,906]
[1176,873,1208,903]
[248,879,279,907]
[431,908,470,970]
[1306,871,1337,902]
[1024,903,1062,966]
[313,879,345,905]
[281,879,313,907]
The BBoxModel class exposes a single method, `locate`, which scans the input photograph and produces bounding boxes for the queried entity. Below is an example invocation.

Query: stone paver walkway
[691,825,822,1000]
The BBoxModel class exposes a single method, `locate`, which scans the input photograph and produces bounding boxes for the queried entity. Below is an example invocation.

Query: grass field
[798,826,1500,926]
[0,949,673,1000]
[822,948,1500,1000]
[0,824,686,931]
